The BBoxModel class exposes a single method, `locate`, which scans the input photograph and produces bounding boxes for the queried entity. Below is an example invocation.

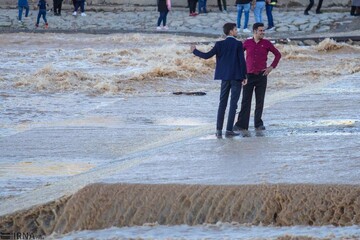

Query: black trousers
[217,0,227,11]
[53,0,62,14]
[235,73,267,130]
[74,0,85,12]
[350,6,359,15]
[217,80,242,131]
[189,0,197,13]
[305,0,323,13]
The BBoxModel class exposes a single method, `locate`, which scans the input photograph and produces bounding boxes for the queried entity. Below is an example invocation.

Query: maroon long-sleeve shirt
[243,38,281,74]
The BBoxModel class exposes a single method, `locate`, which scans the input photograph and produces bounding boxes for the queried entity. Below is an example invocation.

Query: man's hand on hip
[263,66,273,76]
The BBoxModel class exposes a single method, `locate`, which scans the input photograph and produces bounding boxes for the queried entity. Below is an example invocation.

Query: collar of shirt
[250,37,264,44]
[226,36,237,39]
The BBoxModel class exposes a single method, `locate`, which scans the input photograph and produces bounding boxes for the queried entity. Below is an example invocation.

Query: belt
[248,71,264,76]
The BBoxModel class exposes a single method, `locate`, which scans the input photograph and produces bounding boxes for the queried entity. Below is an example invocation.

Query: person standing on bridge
[73,0,86,16]
[53,0,63,16]
[36,0,48,28]
[156,0,171,30]
[218,0,228,13]
[198,0,207,14]
[254,0,266,23]
[304,0,323,15]
[18,0,30,23]
[233,22,281,132]
[350,0,360,16]
[191,23,247,138]
[265,0,276,30]
[189,0,198,16]
[236,0,252,33]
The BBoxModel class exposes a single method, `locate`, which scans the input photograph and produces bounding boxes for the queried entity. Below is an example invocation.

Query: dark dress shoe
[316,11,323,14]
[255,126,266,130]
[233,125,246,132]
[241,131,251,137]
[304,11,309,15]
[225,131,240,137]
[215,130,222,138]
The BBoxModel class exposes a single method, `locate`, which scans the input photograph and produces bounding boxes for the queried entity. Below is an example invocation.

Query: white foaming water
[54,224,360,239]
[1,33,359,96]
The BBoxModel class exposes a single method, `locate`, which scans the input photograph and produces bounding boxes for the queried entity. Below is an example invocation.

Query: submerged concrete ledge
[1,183,360,236]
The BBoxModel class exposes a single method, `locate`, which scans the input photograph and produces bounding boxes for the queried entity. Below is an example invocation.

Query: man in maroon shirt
[234,22,281,132]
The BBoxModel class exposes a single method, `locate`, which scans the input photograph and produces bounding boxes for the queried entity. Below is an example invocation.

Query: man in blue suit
[191,22,247,138]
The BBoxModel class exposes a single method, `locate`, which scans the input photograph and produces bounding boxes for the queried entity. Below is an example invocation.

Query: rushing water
[0,33,360,239]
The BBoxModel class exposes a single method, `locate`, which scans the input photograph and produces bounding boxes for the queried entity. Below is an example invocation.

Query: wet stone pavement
[0,6,359,38]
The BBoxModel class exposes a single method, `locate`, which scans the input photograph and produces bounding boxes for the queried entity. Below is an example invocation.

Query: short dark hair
[223,23,237,35]
[253,22,265,31]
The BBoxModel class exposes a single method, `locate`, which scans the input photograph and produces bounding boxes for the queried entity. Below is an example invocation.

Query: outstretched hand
[190,45,196,53]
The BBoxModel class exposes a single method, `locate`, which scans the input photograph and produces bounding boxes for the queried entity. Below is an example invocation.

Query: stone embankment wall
[0,0,352,8]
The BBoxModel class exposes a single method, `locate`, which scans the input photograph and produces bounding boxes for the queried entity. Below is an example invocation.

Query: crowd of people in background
[17,0,87,26]
[180,0,276,32]
[16,0,360,29]
[157,0,358,31]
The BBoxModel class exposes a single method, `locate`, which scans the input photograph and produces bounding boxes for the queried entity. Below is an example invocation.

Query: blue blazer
[193,36,247,81]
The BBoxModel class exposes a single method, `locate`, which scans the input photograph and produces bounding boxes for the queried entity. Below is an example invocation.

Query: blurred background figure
[18,0,29,23]
[189,0,198,16]
[36,0,48,28]
[156,0,171,30]
[53,0,62,15]
[254,0,265,23]
[304,0,323,15]
[236,0,251,32]
[217,0,227,13]
[73,0,86,16]
[198,0,207,14]
[350,0,360,16]
[265,0,276,30]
